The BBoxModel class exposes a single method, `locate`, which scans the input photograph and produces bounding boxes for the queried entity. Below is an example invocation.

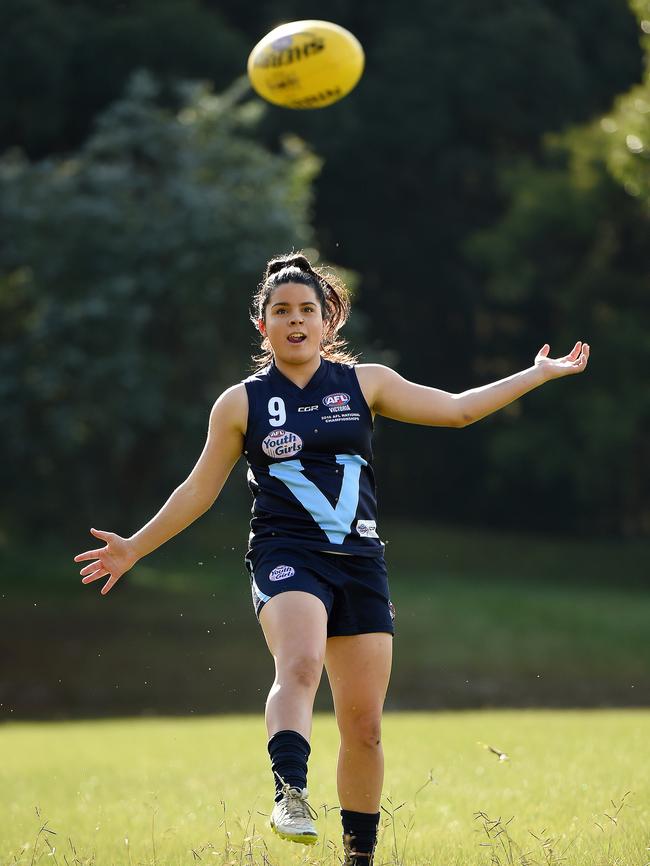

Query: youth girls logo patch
[269,565,295,582]
[262,429,303,459]
[323,392,350,413]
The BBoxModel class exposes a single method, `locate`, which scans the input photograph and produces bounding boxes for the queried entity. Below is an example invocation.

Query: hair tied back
[250,250,357,372]
[265,254,314,279]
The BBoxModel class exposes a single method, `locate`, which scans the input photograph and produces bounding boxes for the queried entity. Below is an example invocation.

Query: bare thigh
[259,590,328,659]
[259,591,330,739]
[325,633,393,736]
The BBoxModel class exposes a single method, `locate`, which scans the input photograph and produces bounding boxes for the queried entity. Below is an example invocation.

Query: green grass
[2,711,649,865]
[2,522,649,717]
[6,519,650,595]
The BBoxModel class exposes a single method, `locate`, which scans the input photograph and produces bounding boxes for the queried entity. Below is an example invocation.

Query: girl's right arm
[74,384,248,596]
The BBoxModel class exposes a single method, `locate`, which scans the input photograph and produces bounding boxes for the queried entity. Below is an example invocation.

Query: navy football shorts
[244,544,395,638]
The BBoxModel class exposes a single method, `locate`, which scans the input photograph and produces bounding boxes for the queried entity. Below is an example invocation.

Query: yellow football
[247,20,364,109]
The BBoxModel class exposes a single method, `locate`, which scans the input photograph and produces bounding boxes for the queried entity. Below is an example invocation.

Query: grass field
[3,522,650,718]
[2,711,649,865]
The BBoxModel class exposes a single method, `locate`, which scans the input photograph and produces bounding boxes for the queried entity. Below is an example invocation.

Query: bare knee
[277,653,323,691]
[339,710,383,749]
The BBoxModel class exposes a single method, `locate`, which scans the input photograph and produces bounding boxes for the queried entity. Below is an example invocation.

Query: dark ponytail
[249,252,358,371]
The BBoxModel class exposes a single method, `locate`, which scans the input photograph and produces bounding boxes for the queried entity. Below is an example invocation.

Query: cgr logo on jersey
[269,564,295,582]
[323,392,351,413]
[262,429,303,459]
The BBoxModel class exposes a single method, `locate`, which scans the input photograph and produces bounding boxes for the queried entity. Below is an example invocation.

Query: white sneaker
[270,783,318,845]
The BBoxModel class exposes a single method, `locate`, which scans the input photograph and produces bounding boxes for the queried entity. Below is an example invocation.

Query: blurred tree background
[2,0,649,719]
[1,0,649,540]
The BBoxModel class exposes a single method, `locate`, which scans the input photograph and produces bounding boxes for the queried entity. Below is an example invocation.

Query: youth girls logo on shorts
[323,392,350,413]
[269,565,295,582]
[262,429,303,459]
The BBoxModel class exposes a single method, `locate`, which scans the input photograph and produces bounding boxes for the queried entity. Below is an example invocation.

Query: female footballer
[74,253,589,865]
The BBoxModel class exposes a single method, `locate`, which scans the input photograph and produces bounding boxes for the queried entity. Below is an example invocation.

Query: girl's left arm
[359,341,590,427]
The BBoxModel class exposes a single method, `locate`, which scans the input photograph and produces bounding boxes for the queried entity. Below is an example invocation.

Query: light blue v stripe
[269,454,366,544]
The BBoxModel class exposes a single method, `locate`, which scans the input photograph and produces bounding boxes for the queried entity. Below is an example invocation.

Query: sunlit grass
[2,711,649,865]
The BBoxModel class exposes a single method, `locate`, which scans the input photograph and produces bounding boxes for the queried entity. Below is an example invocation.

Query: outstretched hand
[74,528,138,595]
[534,341,590,379]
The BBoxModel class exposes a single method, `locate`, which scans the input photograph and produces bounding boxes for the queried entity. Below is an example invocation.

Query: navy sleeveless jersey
[242,358,384,557]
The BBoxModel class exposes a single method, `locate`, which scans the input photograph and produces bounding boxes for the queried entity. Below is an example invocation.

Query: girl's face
[258,282,325,364]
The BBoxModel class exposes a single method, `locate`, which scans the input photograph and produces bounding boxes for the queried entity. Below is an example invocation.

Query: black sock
[341,809,380,858]
[267,730,311,802]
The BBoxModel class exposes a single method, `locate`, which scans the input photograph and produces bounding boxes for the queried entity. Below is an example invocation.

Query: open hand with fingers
[534,341,590,380]
[74,528,139,595]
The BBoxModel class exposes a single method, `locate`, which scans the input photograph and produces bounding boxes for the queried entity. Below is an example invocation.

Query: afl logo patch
[262,429,303,459]
[269,565,295,582]
[323,392,350,407]
[323,392,350,413]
